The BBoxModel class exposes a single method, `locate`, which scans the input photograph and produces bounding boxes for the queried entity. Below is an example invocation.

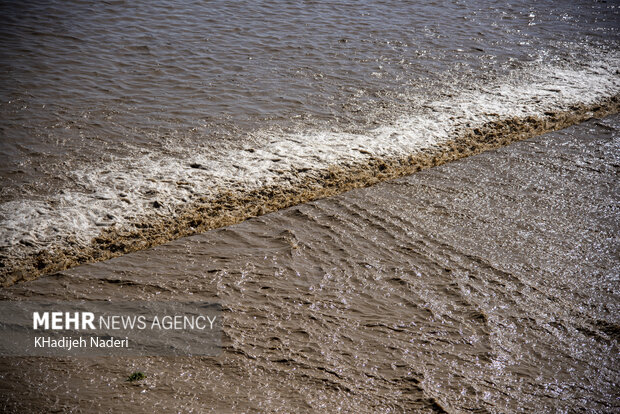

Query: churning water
[1,116,619,412]
[0,0,618,280]
[0,2,619,412]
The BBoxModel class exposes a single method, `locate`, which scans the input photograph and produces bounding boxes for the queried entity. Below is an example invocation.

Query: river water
[1,116,619,412]
[0,0,619,279]
[0,2,619,412]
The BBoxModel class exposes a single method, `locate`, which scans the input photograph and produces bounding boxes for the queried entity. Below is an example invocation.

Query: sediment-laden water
[1,3,619,411]
[1,116,618,413]
[1,0,619,281]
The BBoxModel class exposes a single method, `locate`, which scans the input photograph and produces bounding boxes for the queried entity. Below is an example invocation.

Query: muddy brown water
[0,116,618,413]
[1,0,619,282]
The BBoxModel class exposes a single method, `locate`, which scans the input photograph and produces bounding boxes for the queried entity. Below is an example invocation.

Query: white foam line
[1,53,619,260]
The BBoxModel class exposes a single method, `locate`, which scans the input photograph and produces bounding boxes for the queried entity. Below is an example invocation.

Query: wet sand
[1,115,619,412]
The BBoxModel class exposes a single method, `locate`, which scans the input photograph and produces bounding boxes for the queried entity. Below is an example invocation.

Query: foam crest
[1,53,619,282]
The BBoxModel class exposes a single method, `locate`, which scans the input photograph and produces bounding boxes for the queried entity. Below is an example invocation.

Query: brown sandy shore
[2,96,619,285]
[0,115,618,412]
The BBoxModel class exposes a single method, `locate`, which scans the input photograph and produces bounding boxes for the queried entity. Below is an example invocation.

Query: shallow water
[0,1,619,278]
[1,116,618,413]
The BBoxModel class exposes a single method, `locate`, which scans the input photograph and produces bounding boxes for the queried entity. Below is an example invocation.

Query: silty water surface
[0,116,618,413]
[0,0,619,269]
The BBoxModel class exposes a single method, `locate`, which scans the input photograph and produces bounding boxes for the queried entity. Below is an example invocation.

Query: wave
[1,52,619,285]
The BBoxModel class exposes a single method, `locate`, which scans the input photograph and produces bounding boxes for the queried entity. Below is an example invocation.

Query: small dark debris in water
[152,200,163,208]
[189,163,203,169]
[339,38,348,43]
[127,372,146,382]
